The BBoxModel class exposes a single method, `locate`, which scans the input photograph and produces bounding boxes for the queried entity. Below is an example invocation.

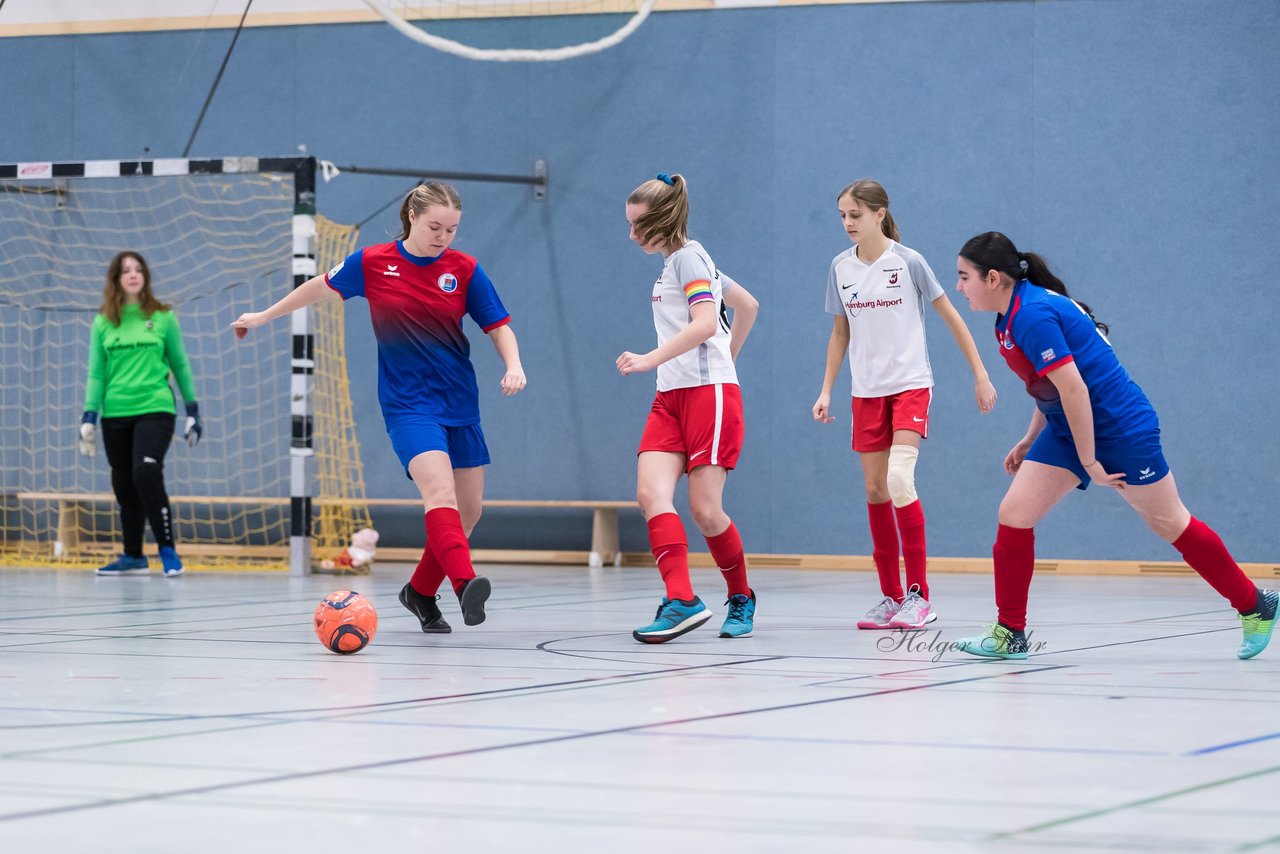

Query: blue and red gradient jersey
[325,241,511,425]
[995,279,1156,440]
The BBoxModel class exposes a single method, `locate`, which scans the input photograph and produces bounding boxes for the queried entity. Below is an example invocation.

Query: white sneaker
[856,596,901,629]
[889,587,937,629]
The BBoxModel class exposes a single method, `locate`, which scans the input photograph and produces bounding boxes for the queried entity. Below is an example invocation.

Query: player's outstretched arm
[231,275,338,338]
[487,324,526,397]
[932,292,996,413]
[813,314,850,424]
[721,275,759,362]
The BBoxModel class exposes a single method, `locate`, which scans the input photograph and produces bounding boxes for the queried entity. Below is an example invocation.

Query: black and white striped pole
[290,157,317,577]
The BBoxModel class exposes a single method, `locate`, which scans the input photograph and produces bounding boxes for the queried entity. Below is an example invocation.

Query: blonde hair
[397,182,463,240]
[101,251,169,326]
[627,173,689,252]
[837,178,900,242]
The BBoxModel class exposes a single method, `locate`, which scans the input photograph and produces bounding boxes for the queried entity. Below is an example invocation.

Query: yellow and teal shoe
[955,622,1029,660]
[1238,589,1278,660]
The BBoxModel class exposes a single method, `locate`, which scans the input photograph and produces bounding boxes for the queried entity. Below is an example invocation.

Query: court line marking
[0,664,1065,823]
[992,763,1280,839]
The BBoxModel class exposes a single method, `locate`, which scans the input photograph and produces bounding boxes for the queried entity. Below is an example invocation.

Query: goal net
[0,157,370,572]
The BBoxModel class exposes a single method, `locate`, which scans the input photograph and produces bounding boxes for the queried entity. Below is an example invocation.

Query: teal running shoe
[1238,589,1278,660]
[633,597,712,644]
[955,623,1029,660]
[719,590,756,638]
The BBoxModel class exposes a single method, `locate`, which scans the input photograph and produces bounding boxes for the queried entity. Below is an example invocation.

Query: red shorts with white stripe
[638,383,744,473]
[851,387,932,453]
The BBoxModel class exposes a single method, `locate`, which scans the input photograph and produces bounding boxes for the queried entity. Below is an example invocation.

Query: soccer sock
[409,533,447,597]
[993,523,1036,631]
[424,507,476,596]
[894,499,928,600]
[648,512,694,602]
[706,521,750,598]
[867,501,903,602]
[1172,517,1258,614]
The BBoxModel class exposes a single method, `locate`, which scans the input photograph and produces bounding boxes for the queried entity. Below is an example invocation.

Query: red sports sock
[867,501,903,601]
[648,512,694,602]
[993,523,1035,631]
[894,499,928,600]
[706,521,749,597]
[409,539,447,597]
[1173,517,1258,613]
[425,507,475,594]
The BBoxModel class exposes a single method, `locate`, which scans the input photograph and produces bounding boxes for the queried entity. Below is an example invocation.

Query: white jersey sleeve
[652,241,739,392]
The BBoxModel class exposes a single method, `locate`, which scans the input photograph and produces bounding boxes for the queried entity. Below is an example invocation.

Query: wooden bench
[14,492,639,568]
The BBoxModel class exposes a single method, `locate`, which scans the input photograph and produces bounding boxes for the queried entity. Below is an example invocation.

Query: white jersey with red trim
[652,241,738,392]
[825,240,945,398]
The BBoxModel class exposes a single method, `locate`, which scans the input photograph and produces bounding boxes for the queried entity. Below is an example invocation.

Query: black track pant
[100,413,176,555]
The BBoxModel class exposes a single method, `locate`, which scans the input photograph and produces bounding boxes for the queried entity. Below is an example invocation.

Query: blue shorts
[1026,425,1169,490]
[386,419,490,476]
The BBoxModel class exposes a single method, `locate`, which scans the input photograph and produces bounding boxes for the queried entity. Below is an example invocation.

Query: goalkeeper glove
[184,402,203,449]
[78,412,98,457]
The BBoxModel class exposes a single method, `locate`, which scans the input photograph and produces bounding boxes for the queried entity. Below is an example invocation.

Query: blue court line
[1186,731,1280,755]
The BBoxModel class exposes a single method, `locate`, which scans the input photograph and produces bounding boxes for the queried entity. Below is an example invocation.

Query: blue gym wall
[2,0,1277,562]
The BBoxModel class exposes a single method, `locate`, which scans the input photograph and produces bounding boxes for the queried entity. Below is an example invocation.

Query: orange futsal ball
[314,590,378,654]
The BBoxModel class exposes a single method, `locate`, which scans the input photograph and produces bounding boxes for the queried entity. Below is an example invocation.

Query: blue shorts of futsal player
[1026,424,1170,490]
[386,418,491,477]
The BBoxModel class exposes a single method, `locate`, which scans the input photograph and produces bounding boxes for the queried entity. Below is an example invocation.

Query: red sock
[648,513,693,602]
[425,507,475,596]
[409,541,447,597]
[1172,517,1258,613]
[867,501,903,601]
[894,499,928,600]
[706,521,749,597]
[993,523,1035,631]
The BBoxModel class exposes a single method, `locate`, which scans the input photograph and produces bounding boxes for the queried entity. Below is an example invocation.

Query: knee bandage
[886,444,920,507]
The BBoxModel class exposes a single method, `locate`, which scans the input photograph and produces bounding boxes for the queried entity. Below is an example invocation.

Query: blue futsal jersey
[995,279,1157,441]
[325,241,510,426]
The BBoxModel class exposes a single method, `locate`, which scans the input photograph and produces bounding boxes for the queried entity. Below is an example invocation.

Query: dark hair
[101,251,169,326]
[837,179,900,241]
[959,231,1108,334]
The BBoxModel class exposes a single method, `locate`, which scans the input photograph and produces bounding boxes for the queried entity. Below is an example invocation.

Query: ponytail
[960,232,1108,334]
[627,173,690,251]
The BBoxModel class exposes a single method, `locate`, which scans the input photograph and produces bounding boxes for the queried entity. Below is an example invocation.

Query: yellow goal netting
[0,166,369,572]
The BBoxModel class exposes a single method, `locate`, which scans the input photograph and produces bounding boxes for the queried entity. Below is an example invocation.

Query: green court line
[1238,832,1280,851]
[994,763,1280,839]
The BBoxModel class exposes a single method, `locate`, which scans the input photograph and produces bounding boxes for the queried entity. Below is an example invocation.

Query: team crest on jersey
[437,273,458,293]
[145,320,154,330]
[999,330,1016,349]
[888,272,899,285]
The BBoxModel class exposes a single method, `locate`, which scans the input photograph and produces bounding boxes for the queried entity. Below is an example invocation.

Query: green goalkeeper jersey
[84,304,197,418]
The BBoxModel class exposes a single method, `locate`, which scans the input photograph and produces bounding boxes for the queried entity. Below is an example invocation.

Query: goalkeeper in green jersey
[80,251,202,577]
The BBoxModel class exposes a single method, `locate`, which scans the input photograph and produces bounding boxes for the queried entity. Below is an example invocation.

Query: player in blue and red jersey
[232,183,526,633]
[952,231,1275,661]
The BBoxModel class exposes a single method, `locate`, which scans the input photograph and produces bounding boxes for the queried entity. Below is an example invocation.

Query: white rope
[360,0,655,62]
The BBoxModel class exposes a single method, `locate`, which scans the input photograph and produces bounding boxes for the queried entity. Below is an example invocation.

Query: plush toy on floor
[318,527,379,575]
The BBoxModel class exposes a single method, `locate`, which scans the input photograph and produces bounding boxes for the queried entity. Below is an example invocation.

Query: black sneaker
[457,576,491,626]
[399,583,451,634]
